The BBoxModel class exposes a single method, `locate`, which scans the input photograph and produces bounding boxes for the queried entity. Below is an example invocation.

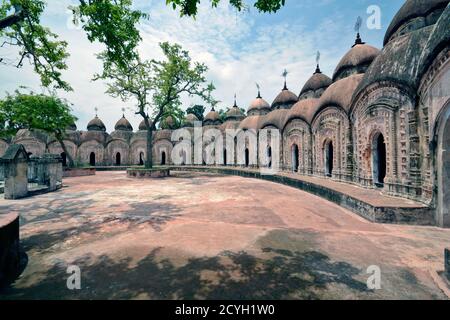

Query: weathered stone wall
[77,140,105,165]
[106,139,130,166]
[63,168,96,177]
[283,119,312,174]
[4,161,28,199]
[311,107,349,180]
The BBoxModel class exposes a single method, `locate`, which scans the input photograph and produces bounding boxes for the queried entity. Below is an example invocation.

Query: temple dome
[299,67,332,99]
[138,119,153,131]
[333,39,380,82]
[204,108,222,125]
[161,116,175,129]
[66,122,77,131]
[314,73,364,118]
[87,116,106,132]
[286,98,320,125]
[248,92,271,115]
[259,109,289,130]
[384,0,448,45]
[271,87,298,110]
[226,102,245,121]
[239,115,261,130]
[114,115,133,131]
[184,113,199,127]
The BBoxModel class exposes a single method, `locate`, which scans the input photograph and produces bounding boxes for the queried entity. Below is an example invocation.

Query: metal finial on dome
[94,107,98,117]
[315,51,322,74]
[121,107,126,117]
[234,94,237,107]
[353,16,365,47]
[282,69,288,90]
[256,83,261,98]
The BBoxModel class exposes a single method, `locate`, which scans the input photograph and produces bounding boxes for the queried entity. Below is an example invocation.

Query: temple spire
[121,107,126,118]
[315,51,322,74]
[94,107,98,117]
[233,94,237,107]
[353,16,365,47]
[282,69,288,90]
[256,83,261,98]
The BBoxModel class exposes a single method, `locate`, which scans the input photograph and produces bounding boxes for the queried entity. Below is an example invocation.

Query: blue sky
[0,0,405,131]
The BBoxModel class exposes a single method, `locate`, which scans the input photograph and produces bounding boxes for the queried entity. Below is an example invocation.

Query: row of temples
[0,0,449,227]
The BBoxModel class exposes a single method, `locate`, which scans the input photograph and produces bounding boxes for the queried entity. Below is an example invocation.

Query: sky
[0,0,406,131]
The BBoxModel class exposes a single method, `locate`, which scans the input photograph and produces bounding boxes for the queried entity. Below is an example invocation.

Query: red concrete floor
[0,171,449,300]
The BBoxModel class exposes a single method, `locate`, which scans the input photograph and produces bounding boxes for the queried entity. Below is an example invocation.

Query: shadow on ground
[0,247,369,300]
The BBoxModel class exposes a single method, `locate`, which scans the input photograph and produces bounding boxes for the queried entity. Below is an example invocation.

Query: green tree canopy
[0,0,70,90]
[186,104,206,121]
[166,0,286,17]
[98,41,215,168]
[0,90,78,166]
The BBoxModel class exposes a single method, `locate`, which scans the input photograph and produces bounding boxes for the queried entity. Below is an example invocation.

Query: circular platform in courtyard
[127,167,170,179]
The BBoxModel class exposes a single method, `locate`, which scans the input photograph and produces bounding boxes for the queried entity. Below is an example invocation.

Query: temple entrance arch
[436,101,450,228]
[372,132,387,187]
[324,140,333,177]
[89,152,96,166]
[291,144,299,172]
[115,152,121,166]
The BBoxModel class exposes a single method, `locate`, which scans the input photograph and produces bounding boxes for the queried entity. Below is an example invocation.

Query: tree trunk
[57,135,74,168]
[145,122,153,169]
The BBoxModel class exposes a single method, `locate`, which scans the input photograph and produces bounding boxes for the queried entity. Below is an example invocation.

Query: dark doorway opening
[245,148,250,167]
[325,140,333,177]
[139,152,144,166]
[115,152,121,166]
[61,152,67,167]
[372,133,387,187]
[292,144,299,172]
[161,151,166,165]
[223,149,227,166]
[267,146,272,168]
[89,152,96,166]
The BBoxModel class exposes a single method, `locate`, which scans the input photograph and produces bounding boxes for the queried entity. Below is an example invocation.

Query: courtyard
[0,171,449,300]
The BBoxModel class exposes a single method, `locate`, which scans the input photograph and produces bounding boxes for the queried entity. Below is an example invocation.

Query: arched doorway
[245,148,249,167]
[115,152,121,166]
[60,152,67,167]
[372,133,386,187]
[89,152,96,166]
[161,151,166,165]
[324,140,333,177]
[291,144,299,172]
[139,152,144,166]
[436,103,450,227]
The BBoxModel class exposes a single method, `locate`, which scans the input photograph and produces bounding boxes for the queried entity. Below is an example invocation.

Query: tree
[98,42,215,169]
[1,0,284,92]
[0,90,78,167]
[186,104,206,122]
[0,0,146,91]
[166,0,286,17]
[0,0,71,90]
